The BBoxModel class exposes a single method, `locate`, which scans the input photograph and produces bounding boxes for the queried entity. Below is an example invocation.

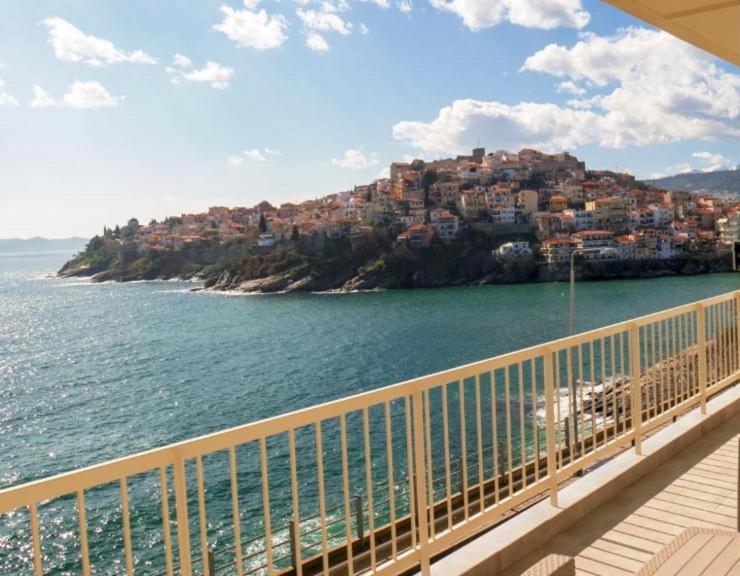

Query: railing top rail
[1,289,736,513]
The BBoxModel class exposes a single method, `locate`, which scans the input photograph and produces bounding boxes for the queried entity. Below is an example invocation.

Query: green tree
[258,214,268,233]
[410,159,426,171]
[113,225,121,239]
[291,225,300,242]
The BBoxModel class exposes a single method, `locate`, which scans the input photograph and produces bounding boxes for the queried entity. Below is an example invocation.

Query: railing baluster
[403,397,417,550]
[384,401,397,560]
[442,384,452,529]
[609,335,617,441]
[228,447,244,576]
[459,379,469,518]
[553,351,562,470]
[532,359,541,482]
[735,293,740,373]
[29,502,43,576]
[158,467,174,576]
[490,371,500,505]
[259,438,274,575]
[697,304,707,414]
[362,407,377,570]
[504,367,513,497]
[588,342,596,451]
[195,456,210,576]
[543,349,558,506]
[314,422,329,575]
[120,477,134,576]
[339,415,354,575]
[288,430,302,576]
[517,363,526,491]
[412,389,430,576]
[475,374,484,513]
[629,323,642,455]
[76,490,91,576]
[423,391,435,539]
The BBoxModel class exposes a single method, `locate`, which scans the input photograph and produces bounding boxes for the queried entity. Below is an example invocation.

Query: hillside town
[106,147,740,267]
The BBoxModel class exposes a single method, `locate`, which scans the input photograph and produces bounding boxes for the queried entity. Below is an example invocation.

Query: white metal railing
[0,291,738,576]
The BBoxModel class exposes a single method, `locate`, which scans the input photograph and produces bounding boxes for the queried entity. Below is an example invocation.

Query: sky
[0,0,738,238]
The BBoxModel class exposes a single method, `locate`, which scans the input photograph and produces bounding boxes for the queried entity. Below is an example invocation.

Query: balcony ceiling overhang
[602,0,740,66]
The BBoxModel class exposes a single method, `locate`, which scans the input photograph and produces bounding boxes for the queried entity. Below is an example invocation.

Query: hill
[648,168,740,194]
[0,237,88,254]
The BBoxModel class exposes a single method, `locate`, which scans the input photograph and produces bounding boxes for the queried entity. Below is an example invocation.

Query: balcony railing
[0,291,738,576]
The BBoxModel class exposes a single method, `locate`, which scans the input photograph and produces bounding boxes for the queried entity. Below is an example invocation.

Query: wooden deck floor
[502,413,739,576]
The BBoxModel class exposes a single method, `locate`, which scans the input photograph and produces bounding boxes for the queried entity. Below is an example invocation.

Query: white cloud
[214,2,288,50]
[172,53,192,68]
[428,0,589,31]
[692,151,731,172]
[397,0,412,14]
[296,5,352,51]
[359,0,390,8]
[0,78,18,106]
[555,80,585,96]
[228,147,282,165]
[167,55,234,89]
[394,99,599,154]
[29,81,120,109]
[29,85,55,108]
[359,23,370,34]
[331,149,379,169]
[395,27,740,155]
[41,17,156,66]
[306,31,330,51]
[297,9,352,34]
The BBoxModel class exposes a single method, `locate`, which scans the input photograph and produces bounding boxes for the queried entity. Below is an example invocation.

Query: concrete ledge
[428,384,740,576]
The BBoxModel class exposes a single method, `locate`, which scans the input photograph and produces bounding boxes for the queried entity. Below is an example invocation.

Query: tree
[258,214,268,233]
[113,225,121,239]
[410,159,426,171]
[291,225,300,242]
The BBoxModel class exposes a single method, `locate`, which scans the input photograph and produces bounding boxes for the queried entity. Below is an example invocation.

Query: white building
[496,241,533,257]
[563,209,596,231]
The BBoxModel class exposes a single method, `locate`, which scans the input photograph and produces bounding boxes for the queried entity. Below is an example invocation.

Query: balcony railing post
[411,390,430,575]
[543,348,559,507]
[353,495,364,549]
[207,548,216,576]
[735,291,740,374]
[629,323,643,456]
[172,453,193,576]
[697,303,707,415]
[289,519,299,568]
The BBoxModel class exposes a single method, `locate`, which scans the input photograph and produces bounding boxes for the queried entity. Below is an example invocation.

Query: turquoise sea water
[0,251,737,574]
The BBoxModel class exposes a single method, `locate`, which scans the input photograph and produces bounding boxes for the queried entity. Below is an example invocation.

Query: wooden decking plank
[655,492,737,517]
[701,535,740,575]
[636,505,721,530]
[579,546,644,572]
[628,509,690,532]
[664,484,735,505]
[602,529,664,553]
[615,522,675,544]
[590,538,654,561]
[677,534,734,576]
[673,477,735,497]
[575,556,632,576]
[646,499,736,528]
[651,533,713,576]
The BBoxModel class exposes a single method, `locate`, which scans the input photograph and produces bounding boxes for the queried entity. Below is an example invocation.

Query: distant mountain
[0,237,88,254]
[648,168,740,194]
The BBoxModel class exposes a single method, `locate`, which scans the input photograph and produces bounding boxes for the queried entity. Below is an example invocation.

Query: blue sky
[0,0,738,238]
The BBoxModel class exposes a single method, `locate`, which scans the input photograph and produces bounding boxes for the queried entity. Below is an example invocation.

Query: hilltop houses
[102,146,737,267]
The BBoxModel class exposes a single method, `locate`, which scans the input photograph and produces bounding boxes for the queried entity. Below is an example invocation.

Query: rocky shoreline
[59,241,734,295]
